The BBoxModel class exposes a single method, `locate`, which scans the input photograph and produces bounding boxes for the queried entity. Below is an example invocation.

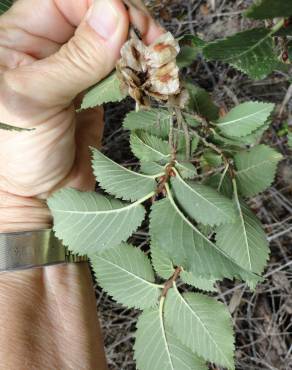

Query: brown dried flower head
[116,32,187,108]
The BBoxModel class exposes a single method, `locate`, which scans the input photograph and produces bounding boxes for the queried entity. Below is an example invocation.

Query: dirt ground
[95,1,292,369]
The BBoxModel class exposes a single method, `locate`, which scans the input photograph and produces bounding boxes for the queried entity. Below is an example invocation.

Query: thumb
[34,0,129,104]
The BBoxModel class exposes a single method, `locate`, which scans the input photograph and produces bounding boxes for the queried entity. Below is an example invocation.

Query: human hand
[0,0,163,232]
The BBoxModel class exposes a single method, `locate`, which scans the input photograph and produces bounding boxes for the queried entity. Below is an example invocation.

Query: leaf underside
[216,101,274,137]
[80,72,125,110]
[234,144,283,196]
[92,148,157,201]
[216,200,269,274]
[171,174,236,226]
[134,308,207,370]
[130,131,170,162]
[165,288,235,369]
[48,189,145,255]
[91,244,161,309]
[150,198,259,285]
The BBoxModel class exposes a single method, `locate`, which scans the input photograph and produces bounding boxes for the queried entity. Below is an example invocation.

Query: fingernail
[87,0,118,39]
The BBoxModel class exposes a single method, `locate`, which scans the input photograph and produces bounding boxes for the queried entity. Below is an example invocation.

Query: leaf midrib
[165,185,257,280]
[95,255,160,288]
[173,285,232,368]
[217,106,271,127]
[236,157,279,175]
[222,29,272,63]
[175,172,232,220]
[93,150,161,180]
[133,134,170,159]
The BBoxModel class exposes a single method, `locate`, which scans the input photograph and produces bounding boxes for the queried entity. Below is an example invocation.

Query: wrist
[0,191,52,232]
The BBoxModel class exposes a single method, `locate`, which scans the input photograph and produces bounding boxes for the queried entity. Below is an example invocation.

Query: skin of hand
[0,1,163,369]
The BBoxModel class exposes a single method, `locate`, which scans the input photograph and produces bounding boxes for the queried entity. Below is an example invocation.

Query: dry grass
[95,1,292,369]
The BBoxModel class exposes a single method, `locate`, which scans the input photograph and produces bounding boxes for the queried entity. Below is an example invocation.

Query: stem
[217,163,229,192]
[168,107,177,161]
[176,108,191,160]
[161,266,182,297]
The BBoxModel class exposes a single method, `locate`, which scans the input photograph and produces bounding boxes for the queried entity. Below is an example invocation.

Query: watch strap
[0,230,87,272]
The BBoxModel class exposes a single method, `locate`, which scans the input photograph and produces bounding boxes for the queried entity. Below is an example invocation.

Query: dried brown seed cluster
[116,32,188,108]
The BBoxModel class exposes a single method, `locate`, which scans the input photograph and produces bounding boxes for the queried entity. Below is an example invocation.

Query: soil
[95,1,292,369]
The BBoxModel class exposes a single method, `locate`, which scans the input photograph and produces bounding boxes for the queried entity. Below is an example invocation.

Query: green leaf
[0,0,13,15]
[202,150,223,167]
[185,82,219,121]
[165,287,235,369]
[92,149,158,202]
[150,198,260,286]
[204,173,233,198]
[48,189,147,254]
[288,132,292,148]
[134,307,207,370]
[175,161,197,179]
[171,172,236,226]
[150,243,175,280]
[216,101,274,137]
[0,122,33,132]
[80,72,125,110]
[91,244,161,309]
[124,109,170,138]
[228,121,270,145]
[140,161,165,176]
[234,144,283,196]
[151,244,217,292]
[245,0,292,19]
[216,197,269,274]
[180,271,217,293]
[177,34,206,68]
[130,131,171,162]
[176,35,205,68]
[203,28,278,79]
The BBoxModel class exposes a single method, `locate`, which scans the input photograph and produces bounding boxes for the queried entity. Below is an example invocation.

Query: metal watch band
[0,230,87,272]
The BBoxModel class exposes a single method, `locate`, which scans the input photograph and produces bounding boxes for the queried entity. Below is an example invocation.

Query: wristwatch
[0,230,87,272]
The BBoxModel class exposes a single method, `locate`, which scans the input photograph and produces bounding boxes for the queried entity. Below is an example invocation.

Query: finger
[0,0,162,61]
[2,0,129,106]
[126,0,165,44]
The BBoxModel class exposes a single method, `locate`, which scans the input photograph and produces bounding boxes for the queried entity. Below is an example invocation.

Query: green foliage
[186,82,219,121]
[245,0,292,19]
[48,189,147,254]
[216,195,269,274]
[134,307,208,370]
[288,132,292,148]
[149,198,259,285]
[47,8,287,368]
[80,73,125,110]
[130,131,170,162]
[92,148,158,201]
[0,0,13,15]
[216,101,274,137]
[124,109,170,138]
[203,28,279,79]
[165,287,235,369]
[234,145,283,196]
[177,34,206,68]
[171,172,236,226]
[91,244,161,309]
[180,271,217,292]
